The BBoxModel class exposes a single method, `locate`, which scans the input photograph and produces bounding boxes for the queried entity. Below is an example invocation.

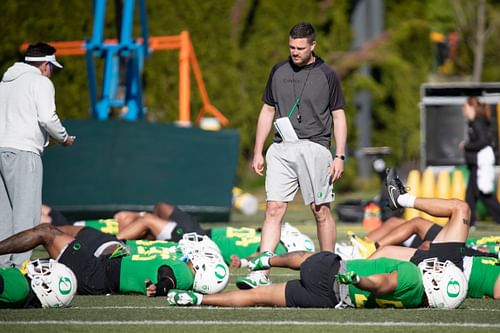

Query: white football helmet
[418,258,468,309]
[280,222,315,252]
[190,252,229,294]
[178,232,221,257]
[26,259,77,308]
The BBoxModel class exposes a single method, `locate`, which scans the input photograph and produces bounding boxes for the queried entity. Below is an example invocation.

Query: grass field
[1,195,500,333]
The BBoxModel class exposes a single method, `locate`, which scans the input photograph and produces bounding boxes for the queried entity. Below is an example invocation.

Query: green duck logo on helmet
[418,258,468,309]
[191,252,229,294]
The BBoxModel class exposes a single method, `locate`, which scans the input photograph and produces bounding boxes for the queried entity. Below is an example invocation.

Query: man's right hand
[145,279,157,297]
[252,154,265,176]
[336,271,360,285]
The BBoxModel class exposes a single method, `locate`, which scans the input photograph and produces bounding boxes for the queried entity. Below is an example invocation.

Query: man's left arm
[337,270,398,295]
[331,109,347,182]
[36,79,69,144]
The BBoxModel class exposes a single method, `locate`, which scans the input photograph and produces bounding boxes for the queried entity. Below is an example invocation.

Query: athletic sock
[260,255,271,268]
[156,221,178,240]
[397,193,416,208]
[196,293,203,305]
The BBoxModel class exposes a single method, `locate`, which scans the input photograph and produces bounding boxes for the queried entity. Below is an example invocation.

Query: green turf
[1,296,499,333]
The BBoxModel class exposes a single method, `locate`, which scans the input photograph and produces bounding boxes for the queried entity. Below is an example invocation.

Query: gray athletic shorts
[265,141,334,205]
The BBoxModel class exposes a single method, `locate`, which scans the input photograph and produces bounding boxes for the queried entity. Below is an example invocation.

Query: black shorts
[49,208,70,226]
[169,206,209,241]
[75,227,120,253]
[285,252,340,308]
[409,223,442,248]
[58,228,121,295]
[409,242,465,270]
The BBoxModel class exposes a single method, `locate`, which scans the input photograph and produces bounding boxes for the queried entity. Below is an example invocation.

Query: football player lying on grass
[348,168,500,299]
[346,220,500,300]
[167,250,467,309]
[170,170,496,309]
[0,224,228,297]
[346,213,498,258]
[114,213,315,270]
[0,259,76,308]
[41,202,207,239]
[43,202,316,269]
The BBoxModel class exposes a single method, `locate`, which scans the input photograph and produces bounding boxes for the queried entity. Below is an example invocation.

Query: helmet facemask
[418,258,467,309]
[179,232,221,257]
[26,259,77,308]
[280,222,315,252]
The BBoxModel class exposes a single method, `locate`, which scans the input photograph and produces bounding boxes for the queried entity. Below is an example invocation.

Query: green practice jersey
[465,256,500,298]
[119,254,193,294]
[210,227,287,264]
[346,258,424,308]
[74,219,119,235]
[466,236,500,255]
[126,240,183,261]
[0,267,30,308]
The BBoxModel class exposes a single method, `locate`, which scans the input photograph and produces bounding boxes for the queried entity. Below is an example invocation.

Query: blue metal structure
[85,0,150,120]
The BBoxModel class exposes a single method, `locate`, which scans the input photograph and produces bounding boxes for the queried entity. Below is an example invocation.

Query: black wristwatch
[335,154,345,160]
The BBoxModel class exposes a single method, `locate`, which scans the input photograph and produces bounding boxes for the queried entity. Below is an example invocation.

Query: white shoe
[335,242,356,260]
[235,271,271,289]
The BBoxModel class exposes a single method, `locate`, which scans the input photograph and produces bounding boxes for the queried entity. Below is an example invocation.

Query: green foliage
[427,0,500,79]
[0,0,93,118]
[481,2,500,81]
[1,0,499,185]
[426,0,457,33]
[341,15,433,166]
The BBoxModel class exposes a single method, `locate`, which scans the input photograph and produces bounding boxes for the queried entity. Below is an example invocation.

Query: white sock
[261,255,271,268]
[240,258,249,268]
[397,193,416,208]
[196,293,203,305]
[156,221,177,240]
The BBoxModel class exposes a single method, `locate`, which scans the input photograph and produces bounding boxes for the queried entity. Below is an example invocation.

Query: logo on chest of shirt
[282,78,301,84]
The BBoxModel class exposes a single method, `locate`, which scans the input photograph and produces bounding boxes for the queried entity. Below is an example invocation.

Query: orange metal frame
[21,31,229,126]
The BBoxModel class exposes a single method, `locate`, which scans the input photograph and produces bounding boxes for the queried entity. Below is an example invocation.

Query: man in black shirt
[239,22,347,289]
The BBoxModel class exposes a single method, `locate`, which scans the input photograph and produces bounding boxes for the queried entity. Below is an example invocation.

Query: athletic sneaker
[348,231,376,258]
[384,168,407,210]
[334,242,357,260]
[235,271,271,289]
[167,289,202,306]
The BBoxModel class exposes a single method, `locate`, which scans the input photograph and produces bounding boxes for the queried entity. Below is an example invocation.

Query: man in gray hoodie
[0,42,74,268]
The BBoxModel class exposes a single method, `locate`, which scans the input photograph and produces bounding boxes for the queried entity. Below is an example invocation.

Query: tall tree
[451,0,494,81]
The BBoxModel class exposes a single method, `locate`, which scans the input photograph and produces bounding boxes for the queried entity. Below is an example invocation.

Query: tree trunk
[472,0,486,82]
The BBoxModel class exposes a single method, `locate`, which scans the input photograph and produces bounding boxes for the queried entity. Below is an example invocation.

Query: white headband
[25,54,63,68]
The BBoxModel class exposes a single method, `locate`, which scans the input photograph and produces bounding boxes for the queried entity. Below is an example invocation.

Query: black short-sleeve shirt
[262,56,345,148]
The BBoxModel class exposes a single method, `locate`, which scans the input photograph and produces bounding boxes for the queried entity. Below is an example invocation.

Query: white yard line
[62,305,500,312]
[1,320,499,328]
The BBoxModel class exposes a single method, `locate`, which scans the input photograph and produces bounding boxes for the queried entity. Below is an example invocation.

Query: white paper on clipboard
[274,117,299,143]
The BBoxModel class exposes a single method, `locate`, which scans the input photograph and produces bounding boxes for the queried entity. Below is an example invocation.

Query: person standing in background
[460,96,500,228]
[237,22,347,289]
[0,42,74,268]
